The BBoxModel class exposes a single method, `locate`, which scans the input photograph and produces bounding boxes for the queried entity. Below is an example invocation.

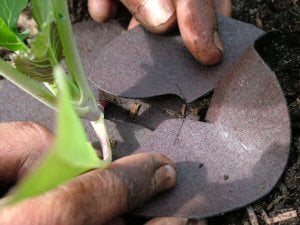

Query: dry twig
[261,208,298,224]
[247,206,259,225]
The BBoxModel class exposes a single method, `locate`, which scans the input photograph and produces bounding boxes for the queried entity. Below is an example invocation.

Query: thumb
[0,153,176,225]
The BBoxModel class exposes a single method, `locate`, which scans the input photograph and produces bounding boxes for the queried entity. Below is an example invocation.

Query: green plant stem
[43,82,58,95]
[90,113,112,163]
[51,0,112,159]
[0,58,56,109]
[52,0,98,119]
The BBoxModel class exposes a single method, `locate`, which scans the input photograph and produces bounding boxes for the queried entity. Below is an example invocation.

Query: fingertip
[193,46,223,66]
[110,152,176,210]
[192,30,223,66]
[176,0,224,65]
[88,0,119,23]
[153,164,176,193]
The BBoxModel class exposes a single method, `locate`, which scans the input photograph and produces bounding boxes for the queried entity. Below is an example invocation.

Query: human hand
[0,122,176,225]
[88,0,232,65]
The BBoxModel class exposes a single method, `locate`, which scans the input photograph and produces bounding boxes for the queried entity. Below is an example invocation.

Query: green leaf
[0,57,56,109]
[14,57,54,83]
[0,0,28,51]
[6,67,108,205]
[0,0,28,31]
[0,17,27,51]
[15,23,63,83]
[31,0,54,28]
[32,23,63,60]
[31,23,52,57]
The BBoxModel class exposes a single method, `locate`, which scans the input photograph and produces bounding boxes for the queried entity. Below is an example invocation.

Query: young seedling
[0,0,111,204]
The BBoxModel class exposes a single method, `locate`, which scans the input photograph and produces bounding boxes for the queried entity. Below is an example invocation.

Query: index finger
[174,0,223,65]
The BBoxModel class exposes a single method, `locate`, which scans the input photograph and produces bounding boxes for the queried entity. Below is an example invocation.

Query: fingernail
[153,164,176,192]
[138,0,175,28]
[128,17,140,30]
[214,30,224,53]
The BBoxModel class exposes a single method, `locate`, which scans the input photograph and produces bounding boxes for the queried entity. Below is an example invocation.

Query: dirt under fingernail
[153,164,176,192]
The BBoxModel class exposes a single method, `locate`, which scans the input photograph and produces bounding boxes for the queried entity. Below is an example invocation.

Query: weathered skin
[174,0,222,65]
[87,0,232,65]
[0,122,53,186]
[0,122,176,225]
[215,0,232,17]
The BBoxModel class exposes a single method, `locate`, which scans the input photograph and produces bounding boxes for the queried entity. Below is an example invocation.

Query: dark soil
[232,0,300,31]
